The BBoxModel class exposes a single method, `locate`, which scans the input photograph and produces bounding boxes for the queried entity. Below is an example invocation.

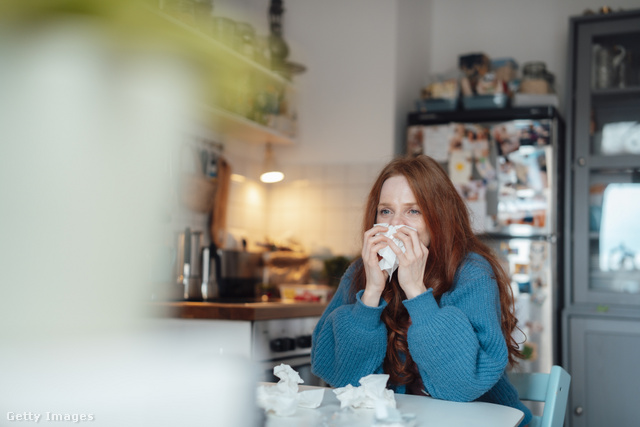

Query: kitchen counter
[149,300,328,321]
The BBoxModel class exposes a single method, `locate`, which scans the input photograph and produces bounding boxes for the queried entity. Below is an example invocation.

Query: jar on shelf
[520,61,552,94]
[236,22,257,59]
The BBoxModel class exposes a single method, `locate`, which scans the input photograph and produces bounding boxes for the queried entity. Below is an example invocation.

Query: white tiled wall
[227,177,268,246]
[266,162,386,258]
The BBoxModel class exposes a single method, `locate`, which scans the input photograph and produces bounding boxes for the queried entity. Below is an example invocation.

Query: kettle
[176,228,204,301]
[201,244,220,301]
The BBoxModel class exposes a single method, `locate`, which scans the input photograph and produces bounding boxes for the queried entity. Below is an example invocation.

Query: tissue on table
[375,224,416,280]
[256,364,324,416]
[333,373,396,409]
[374,402,417,427]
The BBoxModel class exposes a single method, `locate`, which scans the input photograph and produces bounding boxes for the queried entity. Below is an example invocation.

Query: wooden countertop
[149,300,328,321]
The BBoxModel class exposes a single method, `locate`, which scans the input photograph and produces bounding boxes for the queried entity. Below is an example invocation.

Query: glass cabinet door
[573,14,640,306]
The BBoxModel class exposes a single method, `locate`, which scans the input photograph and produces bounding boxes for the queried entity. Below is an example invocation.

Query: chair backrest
[508,365,571,427]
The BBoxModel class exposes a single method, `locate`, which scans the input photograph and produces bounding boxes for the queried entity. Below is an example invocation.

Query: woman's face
[377,175,431,247]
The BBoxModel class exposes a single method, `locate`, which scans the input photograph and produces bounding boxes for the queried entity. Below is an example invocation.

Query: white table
[264,385,524,427]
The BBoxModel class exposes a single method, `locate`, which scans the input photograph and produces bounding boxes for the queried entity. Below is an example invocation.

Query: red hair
[353,155,521,389]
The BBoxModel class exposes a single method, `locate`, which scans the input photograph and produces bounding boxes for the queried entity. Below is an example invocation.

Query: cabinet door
[568,316,640,427]
[572,14,640,306]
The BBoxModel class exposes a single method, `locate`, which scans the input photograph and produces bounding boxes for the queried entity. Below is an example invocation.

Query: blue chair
[508,365,571,427]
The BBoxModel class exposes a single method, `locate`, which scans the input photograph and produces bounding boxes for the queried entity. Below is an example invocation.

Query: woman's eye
[379,208,391,215]
[409,209,420,215]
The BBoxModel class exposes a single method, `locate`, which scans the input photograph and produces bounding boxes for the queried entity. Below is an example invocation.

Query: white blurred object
[0,6,246,426]
[375,224,416,280]
[0,325,257,427]
[333,374,396,409]
[599,184,640,272]
[601,121,640,154]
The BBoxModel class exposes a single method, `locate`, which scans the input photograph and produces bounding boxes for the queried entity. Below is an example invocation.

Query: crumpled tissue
[375,224,416,280]
[256,364,325,417]
[333,373,396,409]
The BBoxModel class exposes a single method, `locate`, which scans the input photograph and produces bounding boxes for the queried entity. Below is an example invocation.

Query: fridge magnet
[467,124,491,158]
[500,241,519,256]
[497,157,517,195]
[448,123,466,152]
[529,241,547,271]
[455,179,486,202]
[492,123,520,155]
[492,120,551,156]
[514,263,530,275]
[455,180,487,234]
[474,156,496,181]
[448,150,473,184]
[517,120,551,146]
[423,124,454,162]
[517,280,531,293]
[508,148,549,191]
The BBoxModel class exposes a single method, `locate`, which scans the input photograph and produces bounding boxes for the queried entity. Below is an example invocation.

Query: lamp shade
[259,143,284,183]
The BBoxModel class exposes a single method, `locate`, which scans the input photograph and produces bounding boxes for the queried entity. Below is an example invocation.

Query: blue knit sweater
[311,253,532,427]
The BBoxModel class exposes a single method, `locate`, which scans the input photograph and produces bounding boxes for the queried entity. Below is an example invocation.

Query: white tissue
[333,374,396,409]
[298,389,325,408]
[375,224,416,280]
[256,364,325,416]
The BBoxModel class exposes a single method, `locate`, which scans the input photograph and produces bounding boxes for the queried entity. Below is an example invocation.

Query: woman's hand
[360,224,390,306]
[384,226,429,299]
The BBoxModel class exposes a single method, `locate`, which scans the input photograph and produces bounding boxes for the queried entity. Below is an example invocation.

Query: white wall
[280,0,398,166]
[394,0,432,154]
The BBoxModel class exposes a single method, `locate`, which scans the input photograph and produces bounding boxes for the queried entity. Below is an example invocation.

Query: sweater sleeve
[310,260,388,388]
[403,253,508,402]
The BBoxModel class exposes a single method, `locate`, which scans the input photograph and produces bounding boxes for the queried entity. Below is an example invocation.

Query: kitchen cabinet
[563,9,640,427]
[566,315,640,427]
[150,301,327,385]
[150,6,297,145]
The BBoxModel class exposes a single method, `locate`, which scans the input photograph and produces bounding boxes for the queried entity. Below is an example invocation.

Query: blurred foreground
[0,1,255,425]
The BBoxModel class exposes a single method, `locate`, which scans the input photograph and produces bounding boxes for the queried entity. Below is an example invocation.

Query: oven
[252,316,324,386]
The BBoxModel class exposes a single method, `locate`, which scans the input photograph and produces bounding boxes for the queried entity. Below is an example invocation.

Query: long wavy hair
[352,155,522,390]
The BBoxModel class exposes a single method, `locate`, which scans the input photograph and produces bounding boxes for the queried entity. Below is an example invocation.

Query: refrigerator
[406,106,564,374]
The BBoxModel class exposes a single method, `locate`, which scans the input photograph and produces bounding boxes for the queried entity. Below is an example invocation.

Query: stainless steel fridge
[406,106,564,374]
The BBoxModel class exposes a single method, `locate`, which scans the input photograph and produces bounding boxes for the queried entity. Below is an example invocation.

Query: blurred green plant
[322,256,352,288]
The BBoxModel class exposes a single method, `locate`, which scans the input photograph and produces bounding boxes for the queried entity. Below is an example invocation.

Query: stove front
[252,316,324,386]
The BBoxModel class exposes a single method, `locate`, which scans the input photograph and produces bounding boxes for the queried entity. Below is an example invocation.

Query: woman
[311,155,532,426]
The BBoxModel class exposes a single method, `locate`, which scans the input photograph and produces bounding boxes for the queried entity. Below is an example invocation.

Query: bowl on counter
[278,284,334,303]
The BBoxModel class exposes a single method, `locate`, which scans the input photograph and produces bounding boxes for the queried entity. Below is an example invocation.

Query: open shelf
[202,105,295,145]
[151,9,292,86]
[147,7,298,146]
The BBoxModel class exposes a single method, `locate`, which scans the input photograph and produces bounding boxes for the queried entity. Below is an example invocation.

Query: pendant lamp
[259,143,284,183]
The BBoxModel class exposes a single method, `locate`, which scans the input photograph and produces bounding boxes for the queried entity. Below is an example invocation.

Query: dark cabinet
[563,9,640,427]
[567,317,640,426]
